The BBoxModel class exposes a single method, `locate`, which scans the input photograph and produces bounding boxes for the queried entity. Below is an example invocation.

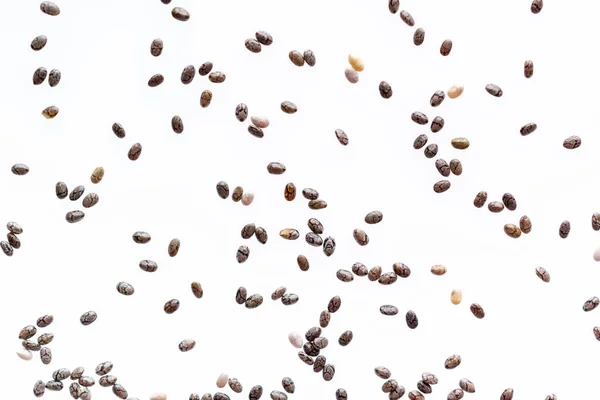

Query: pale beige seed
[90,167,104,184]
[348,53,364,72]
[447,85,464,99]
[451,138,470,149]
[251,116,270,129]
[431,265,447,275]
[535,267,550,282]
[216,374,228,388]
[42,106,59,119]
[451,289,462,305]
[280,229,300,240]
[504,224,521,238]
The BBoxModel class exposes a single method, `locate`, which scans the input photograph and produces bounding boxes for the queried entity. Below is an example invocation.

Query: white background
[1,0,600,399]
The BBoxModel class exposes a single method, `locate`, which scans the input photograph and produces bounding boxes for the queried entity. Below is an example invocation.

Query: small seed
[502,193,517,210]
[82,193,99,208]
[413,134,428,149]
[113,384,128,399]
[309,199,327,210]
[424,143,438,158]
[412,111,428,125]
[47,69,61,87]
[228,378,243,393]
[435,159,450,177]
[216,373,228,388]
[34,380,45,397]
[485,83,503,97]
[71,368,84,380]
[440,39,453,56]
[520,123,537,136]
[255,31,273,45]
[450,159,463,175]
[281,293,299,305]
[336,388,348,400]
[148,74,164,87]
[336,269,354,282]
[56,181,68,199]
[199,61,213,76]
[11,164,29,175]
[379,81,393,98]
[42,106,59,119]
[66,211,85,223]
[306,232,323,246]
[563,135,581,149]
[128,143,142,160]
[536,267,550,282]
[488,201,505,213]
[246,294,264,308]
[559,220,571,238]
[280,229,299,240]
[451,289,462,305]
[431,265,447,275]
[431,116,444,132]
[1,241,13,256]
[245,38,262,53]
[297,255,309,271]
[447,85,464,99]
[7,233,20,249]
[380,305,398,315]
[393,262,411,277]
[447,388,465,400]
[168,238,181,257]
[31,35,48,51]
[251,116,270,129]
[445,354,461,369]
[235,287,247,304]
[40,347,52,364]
[473,191,487,208]
[150,39,163,56]
[132,231,151,243]
[375,367,392,379]
[451,137,470,149]
[302,188,319,200]
[413,28,425,45]
[459,378,475,393]
[382,379,398,393]
[33,67,47,85]
[501,389,514,400]
[531,0,543,14]
[40,1,60,16]
[400,10,415,26]
[283,182,296,201]
[139,260,158,272]
[99,375,117,387]
[524,60,534,78]
[37,314,53,328]
[422,372,438,385]
[345,68,359,84]
[323,236,336,256]
[593,327,600,341]
[172,7,190,21]
[348,53,364,72]
[338,330,353,346]
[164,299,180,314]
[323,364,335,381]
[328,296,342,313]
[406,310,418,329]
[208,72,226,83]
[250,386,263,400]
[80,311,97,325]
[417,381,432,394]
[270,391,287,400]
[433,180,451,193]
[470,303,485,318]
[191,282,203,298]
[255,227,267,243]
[353,229,369,246]
[519,215,532,233]
[583,296,599,311]
[181,65,195,84]
[303,50,316,66]
[289,51,305,67]
[368,266,382,281]
[112,122,126,138]
[116,281,134,296]
[267,162,286,175]
[281,101,297,114]
[320,310,330,327]
[235,104,248,122]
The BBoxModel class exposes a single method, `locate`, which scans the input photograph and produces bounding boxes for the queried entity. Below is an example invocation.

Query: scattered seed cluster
[9,0,600,399]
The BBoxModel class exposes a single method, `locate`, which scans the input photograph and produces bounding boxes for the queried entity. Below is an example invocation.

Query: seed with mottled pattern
[348,53,364,72]
[520,123,537,136]
[34,380,45,397]
[334,129,350,146]
[235,104,248,122]
[148,74,164,87]
[254,31,273,46]
[71,368,84,381]
[255,227,267,243]
[336,388,348,400]
[235,287,247,305]
[181,65,195,84]
[82,193,99,208]
[40,2,60,15]
[112,122,126,138]
[113,384,128,399]
[42,106,59,119]
[388,0,399,13]
[245,38,262,53]
[116,281,134,296]
[270,391,287,400]
[281,101,297,114]
[280,229,299,240]
[40,347,52,364]
[435,159,450,177]
[413,28,425,45]
[11,164,29,175]
[413,134,428,149]
[150,39,163,56]
[95,362,113,376]
[216,182,229,199]
[7,233,20,249]
[501,388,513,400]
[323,364,335,381]
[417,381,432,394]
[524,60,534,78]
[593,327,600,341]
[451,289,462,305]
[338,330,353,346]
[379,272,397,285]
[433,180,451,193]
[56,181,68,199]
[450,159,462,175]
[353,229,369,246]
[424,143,438,158]
[283,182,296,201]
[79,376,95,387]
[209,72,226,83]
[69,382,81,398]
[128,142,142,160]
[37,314,53,328]
[323,236,336,256]
[451,137,470,149]
[473,191,487,208]
[592,212,600,231]
[431,265,446,275]
[531,0,543,13]
[447,388,464,400]
[248,125,264,138]
[80,311,97,325]
[298,351,313,365]
[139,259,158,272]
[22,339,40,351]
[382,379,398,393]
[281,293,299,305]
[1,241,13,256]
[52,369,70,382]
[228,378,242,393]
[191,282,203,298]
[306,232,323,246]
[379,81,393,98]
[421,372,438,385]
[374,367,391,379]
[164,299,180,314]
[502,193,517,210]
[31,35,48,51]
[168,238,180,257]
[302,188,319,200]
[133,231,151,244]
[336,269,353,282]
[459,378,475,393]
[19,325,37,340]
[406,310,418,329]
[380,305,398,315]
[241,223,256,239]
[289,51,305,66]
[171,115,184,133]
[368,266,382,281]
[297,255,309,271]
[563,135,581,149]
[66,211,85,223]
[68,185,84,201]
[281,377,295,394]
[485,83,503,97]
[440,39,453,56]
[364,211,383,224]
[345,68,359,84]
[488,201,504,213]
[470,303,485,318]
[445,354,461,369]
[559,220,570,238]
[267,162,286,174]
[272,287,287,302]
[99,375,117,387]
[303,50,316,66]
[249,385,263,400]
[328,296,341,313]
[392,262,410,278]
[431,116,444,132]
[400,10,415,26]
[518,215,532,233]
[448,85,464,99]
[320,310,330,327]
[536,267,550,282]
[47,69,61,87]
[199,61,213,76]
[583,296,599,311]
[311,354,326,370]
[309,200,327,210]
[412,111,428,125]
[172,6,190,20]
[33,67,47,85]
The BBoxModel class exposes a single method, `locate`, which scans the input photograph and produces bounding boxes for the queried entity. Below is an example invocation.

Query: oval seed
[451,137,470,149]
[303,188,319,200]
[248,125,264,138]
[197,61,213,76]
[181,65,195,84]
[375,367,392,379]
[388,0,399,13]
[297,255,309,271]
[336,269,354,282]
[305,326,322,341]
[216,373,228,388]
[338,330,353,346]
[382,379,398,393]
[473,191,487,208]
[33,67,48,85]
[45,382,63,392]
[168,238,181,257]
[348,53,364,72]
[31,35,48,51]
[11,164,29,175]
[440,39,453,56]
[40,1,60,16]
[69,185,85,201]
[392,262,411,278]
[488,201,504,213]
[431,265,447,275]
[132,231,151,243]
[282,377,295,394]
[242,192,255,206]
[435,159,450,177]
[7,233,20,249]
[365,211,383,224]
[583,296,600,311]
[56,181,68,199]
[191,282,203,298]
[289,51,305,66]
[328,296,342,313]
[424,143,438,158]
[267,162,286,175]
[271,391,287,400]
[380,305,398,315]
[1,241,13,256]
[228,378,242,393]
[235,287,247,305]
[417,381,432,394]
[411,111,428,125]
[237,246,250,263]
[80,311,97,325]
[368,266,382,281]
[353,229,369,246]
[19,325,37,340]
[459,378,475,393]
[470,303,485,318]
[164,299,180,314]
[450,159,463,175]
[524,60,534,78]
[335,128,349,145]
[400,10,415,26]
[66,211,85,223]
[99,375,117,387]
[431,116,444,132]
[319,310,330,327]
[451,289,463,305]
[34,380,45,397]
[447,388,464,400]
[42,106,59,119]
[594,245,600,262]
[284,183,296,201]
[116,281,134,295]
[150,394,168,400]
[172,7,190,21]
[504,224,521,238]
[241,223,256,239]
[336,388,348,400]
[280,229,299,240]
[281,101,297,114]
[150,39,163,56]
[430,90,445,107]
[306,232,323,246]
[251,116,270,128]
[255,31,273,45]
[312,354,325,370]
[139,260,158,272]
[594,327,600,341]
[379,81,393,98]
[445,354,462,369]
[23,339,41,351]
[303,49,316,66]
[345,68,359,84]
[113,384,128,399]
[502,389,514,400]
[40,347,52,364]
[179,339,196,352]
[520,123,537,136]
[421,373,438,385]
[112,122,126,138]
[592,212,600,231]
[148,74,164,87]
[309,199,327,210]
[82,193,99,208]
[235,104,248,122]
[288,332,303,348]
[255,227,267,243]
[485,83,503,97]
[406,310,418,329]
[128,143,142,160]
[563,135,581,149]
[17,348,32,360]
[79,376,95,386]
[38,333,54,345]
[90,166,104,184]
[304,343,319,357]
[447,85,464,99]
[323,364,335,381]
[37,314,54,328]
[413,134,428,149]
[559,220,571,238]
[433,180,451,193]
[245,38,262,53]
[216,181,230,199]
[323,236,336,256]
[531,0,543,14]
[519,215,532,233]
[171,115,184,133]
[249,386,263,400]
[502,193,517,211]
[536,267,550,282]
[281,293,299,305]
[413,28,425,45]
